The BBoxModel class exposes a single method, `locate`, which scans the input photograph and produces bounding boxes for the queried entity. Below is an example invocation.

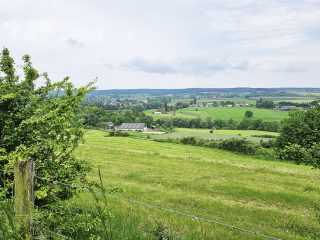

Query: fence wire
[0,168,282,240]
[34,175,282,240]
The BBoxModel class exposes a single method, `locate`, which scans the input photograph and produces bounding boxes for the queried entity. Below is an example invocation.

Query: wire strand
[34,175,282,240]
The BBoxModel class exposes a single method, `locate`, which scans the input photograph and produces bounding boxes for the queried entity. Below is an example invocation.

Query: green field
[146,107,288,122]
[170,98,256,105]
[73,130,320,240]
[250,97,316,103]
[150,128,279,142]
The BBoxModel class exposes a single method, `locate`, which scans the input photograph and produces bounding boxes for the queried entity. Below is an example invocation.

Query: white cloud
[66,36,84,47]
[0,0,320,88]
[122,57,249,75]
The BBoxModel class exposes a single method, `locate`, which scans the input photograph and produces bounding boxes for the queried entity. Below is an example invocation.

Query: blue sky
[1,0,320,89]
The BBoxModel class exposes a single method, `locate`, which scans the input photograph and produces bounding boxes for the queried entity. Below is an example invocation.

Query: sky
[1,0,320,89]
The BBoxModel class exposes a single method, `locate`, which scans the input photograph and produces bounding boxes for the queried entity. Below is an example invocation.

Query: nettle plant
[0,48,94,205]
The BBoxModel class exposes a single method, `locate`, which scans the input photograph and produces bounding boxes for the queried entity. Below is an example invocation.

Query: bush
[251,134,276,138]
[278,144,309,164]
[108,130,130,137]
[255,147,278,159]
[305,143,320,168]
[260,139,277,148]
[179,137,260,155]
[180,137,198,145]
[216,138,259,155]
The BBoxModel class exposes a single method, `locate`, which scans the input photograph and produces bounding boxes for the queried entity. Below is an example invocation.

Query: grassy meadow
[71,130,320,240]
[145,107,288,121]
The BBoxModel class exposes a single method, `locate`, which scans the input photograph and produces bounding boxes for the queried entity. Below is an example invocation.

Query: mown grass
[73,130,320,240]
[145,107,288,122]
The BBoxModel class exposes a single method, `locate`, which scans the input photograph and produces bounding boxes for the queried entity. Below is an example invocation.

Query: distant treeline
[154,117,280,132]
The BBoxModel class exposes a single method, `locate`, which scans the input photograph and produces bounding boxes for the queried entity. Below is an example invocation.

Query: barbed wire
[34,175,282,240]
[0,168,283,239]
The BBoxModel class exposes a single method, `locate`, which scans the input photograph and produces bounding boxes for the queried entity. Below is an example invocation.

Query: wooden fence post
[14,160,34,239]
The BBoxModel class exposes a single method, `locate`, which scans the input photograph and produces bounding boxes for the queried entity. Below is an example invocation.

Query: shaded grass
[73,130,320,240]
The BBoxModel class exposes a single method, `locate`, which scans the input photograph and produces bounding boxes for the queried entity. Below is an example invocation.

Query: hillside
[145,107,288,121]
[73,130,320,240]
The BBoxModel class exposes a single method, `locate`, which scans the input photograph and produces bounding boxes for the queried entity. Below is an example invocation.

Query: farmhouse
[276,106,297,111]
[153,109,167,114]
[104,122,114,129]
[116,123,147,132]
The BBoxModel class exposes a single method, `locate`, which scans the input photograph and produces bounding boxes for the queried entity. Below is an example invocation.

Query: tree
[0,48,94,205]
[245,110,253,118]
[277,106,320,168]
[277,106,320,148]
[256,98,274,109]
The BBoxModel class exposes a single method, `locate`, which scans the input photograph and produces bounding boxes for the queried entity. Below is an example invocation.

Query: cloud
[66,36,84,47]
[1,0,320,88]
[273,64,306,73]
[122,57,249,75]
[122,57,177,74]
[203,0,320,49]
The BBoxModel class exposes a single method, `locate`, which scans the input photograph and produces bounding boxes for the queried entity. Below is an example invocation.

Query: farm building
[153,109,167,114]
[116,123,147,132]
[105,122,115,129]
[276,106,297,111]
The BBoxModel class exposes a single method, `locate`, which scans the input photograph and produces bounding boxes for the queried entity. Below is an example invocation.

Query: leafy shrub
[108,130,130,137]
[178,137,260,155]
[260,139,277,148]
[278,144,309,164]
[251,134,276,138]
[180,137,198,145]
[305,143,320,168]
[216,138,259,155]
[255,147,278,159]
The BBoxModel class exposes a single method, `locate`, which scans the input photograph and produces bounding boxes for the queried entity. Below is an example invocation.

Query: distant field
[250,96,316,103]
[73,130,320,240]
[151,128,279,142]
[146,107,288,121]
[170,97,256,105]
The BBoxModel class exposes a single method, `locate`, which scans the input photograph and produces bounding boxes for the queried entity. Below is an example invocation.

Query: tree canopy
[277,106,320,168]
[245,110,253,118]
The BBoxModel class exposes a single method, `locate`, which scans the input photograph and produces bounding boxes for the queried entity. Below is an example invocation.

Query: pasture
[145,107,288,121]
[72,130,320,240]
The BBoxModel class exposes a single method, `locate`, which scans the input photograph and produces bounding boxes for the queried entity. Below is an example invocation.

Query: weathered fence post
[14,160,34,239]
